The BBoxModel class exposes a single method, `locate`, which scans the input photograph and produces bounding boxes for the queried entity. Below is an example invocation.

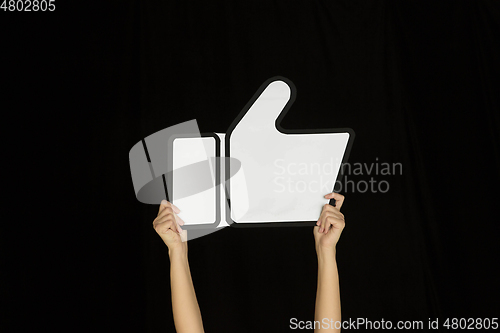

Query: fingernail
[161,199,168,205]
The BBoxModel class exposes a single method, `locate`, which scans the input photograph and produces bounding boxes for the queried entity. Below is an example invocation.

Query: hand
[153,200,187,252]
[314,192,346,252]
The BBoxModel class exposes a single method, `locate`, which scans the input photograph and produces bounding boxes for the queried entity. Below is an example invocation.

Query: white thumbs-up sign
[225,77,354,227]
[130,77,354,239]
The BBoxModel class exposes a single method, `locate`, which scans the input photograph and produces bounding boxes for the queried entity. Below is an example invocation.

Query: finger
[158,200,173,217]
[170,203,181,214]
[318,205,338,231]
[321,205,345,221]
[163,208,183,233]
[156,206,174,220]
[326,213,344,233]
[332,219,345,229]
[175,214,185,226]
[329,220,345,233]
[321,204,341,217]
[154,214,176,228]
[155,220,177,234]
[174,215,183,234]
[324,192,345,210]
[160,209,182,234]
[317,205,330,230]
[160,200,181,214]
[163,222,179,235]
[322,216,333,234]
[158,200,167,215]
[166,221,180,234]
[157,205,183,233]
[319,213,327,233]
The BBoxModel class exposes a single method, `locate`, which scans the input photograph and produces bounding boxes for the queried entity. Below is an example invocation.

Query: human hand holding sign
[153,200,205,333]
[153,200,187,252]
[141,77,352,332]
[314,192,345,252]
[313,192,345,333]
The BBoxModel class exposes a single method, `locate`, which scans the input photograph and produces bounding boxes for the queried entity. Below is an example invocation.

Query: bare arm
[315,247,341,332]
[153,200,205,333]
[169,244,204,333]
[313,192,346,333]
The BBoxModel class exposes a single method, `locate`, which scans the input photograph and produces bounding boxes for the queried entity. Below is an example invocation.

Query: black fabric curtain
[3,1,499,332]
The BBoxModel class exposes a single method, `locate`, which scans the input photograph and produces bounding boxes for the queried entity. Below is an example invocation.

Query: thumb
[234,79,292,132]
[324,192,345,210]
[160,199,181,214]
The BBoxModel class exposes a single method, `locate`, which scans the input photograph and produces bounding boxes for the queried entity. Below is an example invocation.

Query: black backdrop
[2,1,499,332]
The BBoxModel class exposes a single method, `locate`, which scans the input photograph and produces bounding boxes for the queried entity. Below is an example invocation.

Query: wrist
[316,245,336,260]
[168,244,188,259]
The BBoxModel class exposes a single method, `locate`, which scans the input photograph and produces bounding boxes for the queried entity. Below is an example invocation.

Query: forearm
[314,248,341,332]
[169,248,205,333]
